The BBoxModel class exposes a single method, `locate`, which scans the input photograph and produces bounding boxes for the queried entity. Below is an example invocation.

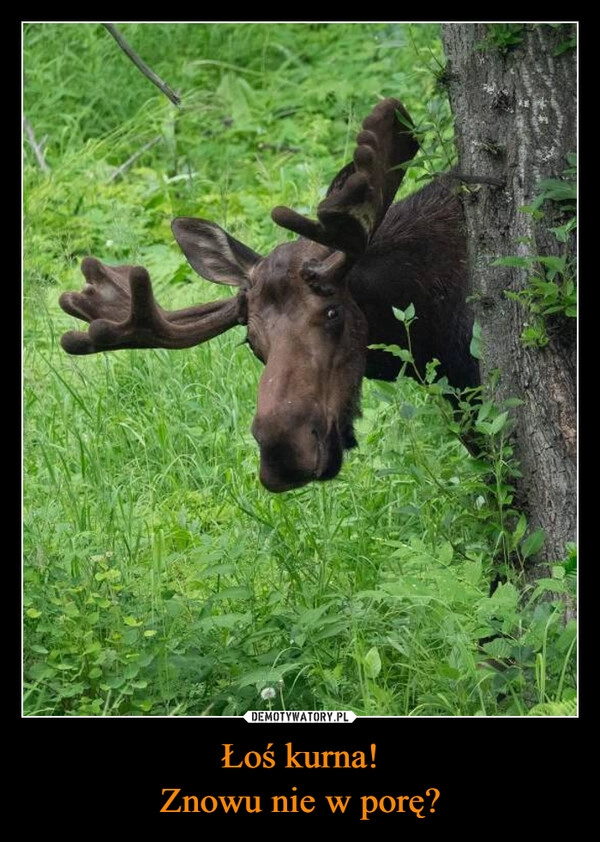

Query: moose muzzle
[251,409,344,493]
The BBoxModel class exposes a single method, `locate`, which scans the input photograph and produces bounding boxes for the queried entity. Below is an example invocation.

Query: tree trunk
[441,24,576,580]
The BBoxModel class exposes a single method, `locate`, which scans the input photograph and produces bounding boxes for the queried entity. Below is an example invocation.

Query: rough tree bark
[441,24,576,581]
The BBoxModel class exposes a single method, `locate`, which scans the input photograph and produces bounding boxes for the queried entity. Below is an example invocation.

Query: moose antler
[59,256,243,355]
[271,98,419,259]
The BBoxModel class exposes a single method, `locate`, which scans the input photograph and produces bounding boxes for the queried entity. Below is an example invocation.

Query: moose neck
[346,179,480,391]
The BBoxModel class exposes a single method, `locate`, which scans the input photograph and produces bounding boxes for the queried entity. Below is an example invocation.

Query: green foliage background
[23,23,575,716]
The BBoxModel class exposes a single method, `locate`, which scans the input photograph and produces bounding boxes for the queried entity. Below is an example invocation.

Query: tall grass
[23,23,576,716]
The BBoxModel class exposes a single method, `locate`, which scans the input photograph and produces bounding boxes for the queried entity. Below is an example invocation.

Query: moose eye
[325,305,342,324]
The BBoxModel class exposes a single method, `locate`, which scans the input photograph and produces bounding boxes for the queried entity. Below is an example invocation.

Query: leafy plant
[477,24,526,54]
[368,307,576,713]
[494,155,577,347]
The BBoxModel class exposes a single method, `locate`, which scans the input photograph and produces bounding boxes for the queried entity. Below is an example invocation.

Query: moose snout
[251,411,332,492]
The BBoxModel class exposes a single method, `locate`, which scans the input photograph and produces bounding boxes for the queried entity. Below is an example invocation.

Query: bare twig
[23,116,50,173]
[109,135,163,182]
[102,23,181,107]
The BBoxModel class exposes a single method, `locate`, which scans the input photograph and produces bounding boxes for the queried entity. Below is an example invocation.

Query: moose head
[59,99,420,491]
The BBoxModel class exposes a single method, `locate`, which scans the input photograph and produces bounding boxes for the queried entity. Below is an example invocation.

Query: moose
[59,98,480,492]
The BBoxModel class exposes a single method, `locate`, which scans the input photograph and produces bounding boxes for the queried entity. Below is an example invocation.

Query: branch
[23,116,50,173]
[102,23,181,107]
[108,135,163,182]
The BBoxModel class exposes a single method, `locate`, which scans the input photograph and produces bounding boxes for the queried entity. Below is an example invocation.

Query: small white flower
[260,686,276,700]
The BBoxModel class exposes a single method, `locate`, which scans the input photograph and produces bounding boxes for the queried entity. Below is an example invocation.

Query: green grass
[23,23,576,716]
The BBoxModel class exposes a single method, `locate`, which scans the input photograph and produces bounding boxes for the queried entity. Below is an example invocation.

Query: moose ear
[171,217,261,288]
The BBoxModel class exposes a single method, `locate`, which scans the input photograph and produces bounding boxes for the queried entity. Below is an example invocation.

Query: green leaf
[369,343,413,362]
[58,682,85,699]
[482,582,519,618]
[528,700,577,716]
[371,380,398,403]
[488,411,509,434]
[475,420,494,436]
[554,38,577,56]
[194,612,252,632]
[463,559,483,586]
[123,616,143,627]
[470,319,482,360]
[437,541,454,566]
[537,256,566,273]
[521,529,546,559]
[519,203,545,217]
[522,325,548,347]
[102,675,126,689]
[548,225,570,243]
[512,513,527,547]
[531,578,566,599]
[363,646,382,678]
[235,664,296,689]
[55,662,77,671]
[29,662,56,681]
[492,256,530,268]
[404,302,416,321]
[425,358,441,383]
[482,637,513,659]
[437,664,461,680]
[536,179,576,202]
[477,400,493,423]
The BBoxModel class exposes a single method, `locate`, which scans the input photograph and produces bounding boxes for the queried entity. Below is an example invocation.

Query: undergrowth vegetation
[23,23,576,716]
